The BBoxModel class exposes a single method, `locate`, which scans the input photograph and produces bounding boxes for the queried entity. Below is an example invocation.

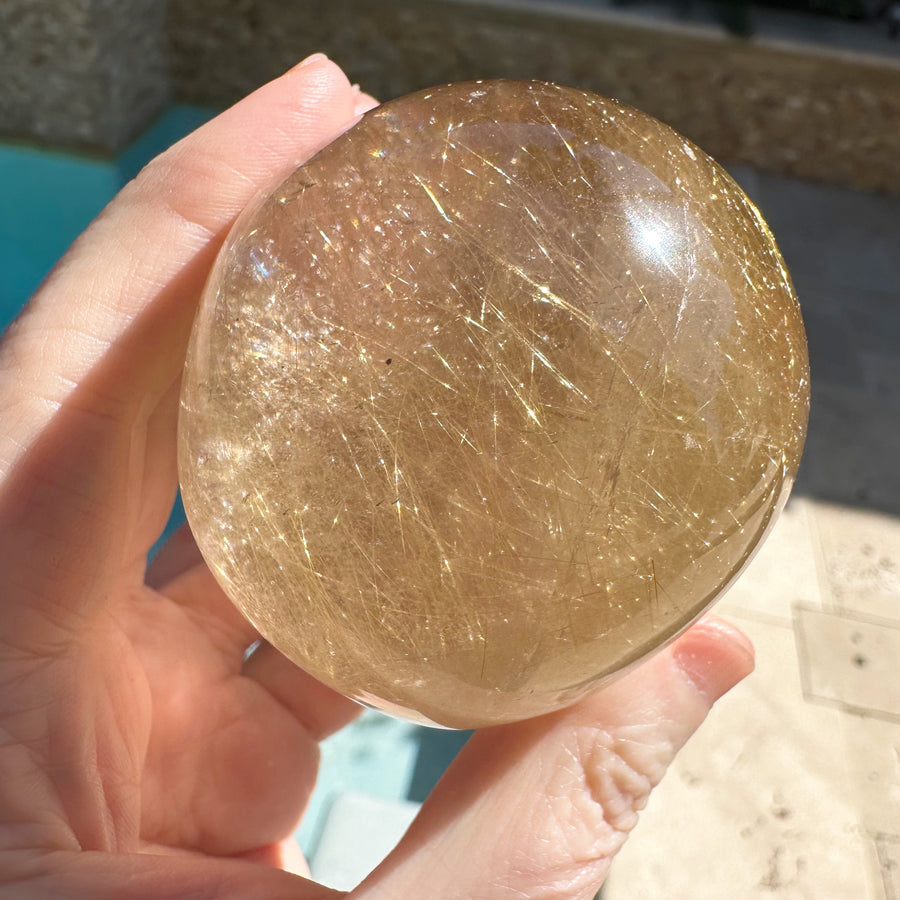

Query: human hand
[0,55,754,899]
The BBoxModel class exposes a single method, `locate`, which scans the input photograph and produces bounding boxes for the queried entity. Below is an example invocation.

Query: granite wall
[2,0,898,194]
[0,0,170,152]
[166,0,900,195]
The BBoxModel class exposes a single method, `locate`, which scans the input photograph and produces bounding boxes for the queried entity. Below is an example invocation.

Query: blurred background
[1,1,898,896]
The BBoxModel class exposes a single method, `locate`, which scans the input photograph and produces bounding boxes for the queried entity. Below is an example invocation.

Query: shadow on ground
[729,166,900,517]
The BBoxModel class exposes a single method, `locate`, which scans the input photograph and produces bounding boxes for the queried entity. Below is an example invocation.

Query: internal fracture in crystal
[178,80,809,728]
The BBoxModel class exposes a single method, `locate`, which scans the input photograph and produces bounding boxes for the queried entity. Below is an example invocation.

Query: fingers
[148,522,360,737]
[238,836,312,877]
[0,54,364,477]
[154,557,260,659]
[354,618,754,900]
[146,521,261,659]
[138,672,322,857]
[0,56,370,631]
[242,642,362,740]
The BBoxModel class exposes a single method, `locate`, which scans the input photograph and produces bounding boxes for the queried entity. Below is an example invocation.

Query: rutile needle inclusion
[178,80,809,728]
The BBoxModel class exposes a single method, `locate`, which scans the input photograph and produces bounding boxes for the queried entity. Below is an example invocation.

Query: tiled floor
[308,499,900,897]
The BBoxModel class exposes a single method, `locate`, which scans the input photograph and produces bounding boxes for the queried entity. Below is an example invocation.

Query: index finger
[0,56,375,630]
[1,55,371,471]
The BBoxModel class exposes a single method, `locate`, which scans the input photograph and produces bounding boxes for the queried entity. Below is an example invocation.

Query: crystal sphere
[178,80,809,728]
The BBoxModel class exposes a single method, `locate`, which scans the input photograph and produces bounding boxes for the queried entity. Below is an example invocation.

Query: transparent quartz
[178,80,809,728]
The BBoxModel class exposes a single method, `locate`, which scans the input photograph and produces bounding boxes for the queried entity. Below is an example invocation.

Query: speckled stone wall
[3,0,897,192]
[167,0,900,195]
[0,0,170,152]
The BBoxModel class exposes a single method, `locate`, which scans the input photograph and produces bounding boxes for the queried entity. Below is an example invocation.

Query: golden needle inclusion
[178,80,809,728]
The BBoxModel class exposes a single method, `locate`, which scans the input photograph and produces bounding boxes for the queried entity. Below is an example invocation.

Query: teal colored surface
[0,146,120,329]
[0,105,216,331]
[0,105,216,542]
[297,712,421,856]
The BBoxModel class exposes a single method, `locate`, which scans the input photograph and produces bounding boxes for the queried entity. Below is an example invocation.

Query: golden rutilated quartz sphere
[178,80,809,729]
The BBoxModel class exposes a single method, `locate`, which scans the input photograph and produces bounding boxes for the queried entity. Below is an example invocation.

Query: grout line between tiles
[803,498,839,614]
[719,606,794,630]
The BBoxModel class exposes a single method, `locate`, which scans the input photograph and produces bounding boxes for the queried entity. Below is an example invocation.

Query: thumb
[353,616,754,900]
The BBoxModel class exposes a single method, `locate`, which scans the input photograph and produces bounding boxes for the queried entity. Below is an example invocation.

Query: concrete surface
[167,0,900,194]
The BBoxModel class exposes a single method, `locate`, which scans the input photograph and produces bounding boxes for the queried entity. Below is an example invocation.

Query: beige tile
[809,503,900,622]
[717,497,823,627]
[605,618,869,899]
[837,712,900,837]
[794,605,900,722]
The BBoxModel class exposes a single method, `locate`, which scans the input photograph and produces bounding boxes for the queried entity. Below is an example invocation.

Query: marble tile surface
[795,605,900,721]
[606,498,900,899]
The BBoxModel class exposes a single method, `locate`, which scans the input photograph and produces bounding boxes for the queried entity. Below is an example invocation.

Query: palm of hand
[0,347,352,867]
[44,573,305,855]
[126,564,320,857]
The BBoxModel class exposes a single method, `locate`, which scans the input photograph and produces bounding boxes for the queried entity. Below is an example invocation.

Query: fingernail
[351,84,380,117]
[294,52,329,71]
[672,618,755,703]
[354,94,380,117]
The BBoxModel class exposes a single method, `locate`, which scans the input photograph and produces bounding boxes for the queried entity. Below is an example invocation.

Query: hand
[0,55,754,899]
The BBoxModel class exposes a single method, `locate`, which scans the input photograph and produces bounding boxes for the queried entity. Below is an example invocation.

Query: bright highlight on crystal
[178,80,809,728]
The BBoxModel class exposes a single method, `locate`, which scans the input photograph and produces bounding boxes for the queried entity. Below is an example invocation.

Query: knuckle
[501,720,675,899]
[578,722,671,833]
[537,722,674,877]
[121,145,233,241]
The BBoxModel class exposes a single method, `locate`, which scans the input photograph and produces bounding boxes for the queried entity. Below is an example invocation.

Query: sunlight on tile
[606,498,900,898]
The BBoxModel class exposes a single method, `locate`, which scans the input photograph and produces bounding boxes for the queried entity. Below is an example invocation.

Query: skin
[0,55,754,899]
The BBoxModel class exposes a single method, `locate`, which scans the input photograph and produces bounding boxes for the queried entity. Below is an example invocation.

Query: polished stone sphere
[178,80,809,728]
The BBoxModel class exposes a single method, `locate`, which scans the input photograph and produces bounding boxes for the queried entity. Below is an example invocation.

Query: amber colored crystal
[178,80,809,728]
